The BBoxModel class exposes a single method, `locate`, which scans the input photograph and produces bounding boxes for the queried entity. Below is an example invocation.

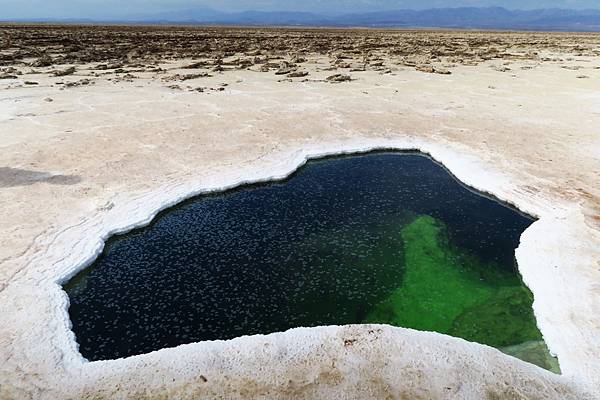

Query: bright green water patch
[366,215,556,371]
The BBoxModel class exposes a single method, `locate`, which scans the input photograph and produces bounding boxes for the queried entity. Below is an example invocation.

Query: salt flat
[1,26,600,399]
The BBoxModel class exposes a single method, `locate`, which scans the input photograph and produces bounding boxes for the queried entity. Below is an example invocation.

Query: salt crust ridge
[13,137,593,399]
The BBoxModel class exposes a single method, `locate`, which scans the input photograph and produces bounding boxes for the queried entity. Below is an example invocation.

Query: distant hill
[136,7,600,31]
[133,9,331,26]
[6,7,600,31]
[334,7,600,30]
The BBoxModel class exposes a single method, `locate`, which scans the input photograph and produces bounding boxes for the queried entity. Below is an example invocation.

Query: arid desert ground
[1,25,600,399]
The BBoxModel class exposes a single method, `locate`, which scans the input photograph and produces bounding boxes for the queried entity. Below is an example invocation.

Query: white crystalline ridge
[6,136,595,399]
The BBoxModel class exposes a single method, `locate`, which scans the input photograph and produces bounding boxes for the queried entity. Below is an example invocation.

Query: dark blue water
[65,152,535,362]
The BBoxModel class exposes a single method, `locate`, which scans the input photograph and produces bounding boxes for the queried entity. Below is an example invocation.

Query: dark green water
[64,152,558,371]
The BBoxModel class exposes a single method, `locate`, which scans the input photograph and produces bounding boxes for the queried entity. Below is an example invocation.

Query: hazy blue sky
[2,0,600,19]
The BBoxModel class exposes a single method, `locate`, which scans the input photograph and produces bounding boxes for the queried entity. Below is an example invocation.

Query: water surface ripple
[64,152,557,371]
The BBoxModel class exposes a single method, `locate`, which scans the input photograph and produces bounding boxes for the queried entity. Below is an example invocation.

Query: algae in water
[365,215,558,371]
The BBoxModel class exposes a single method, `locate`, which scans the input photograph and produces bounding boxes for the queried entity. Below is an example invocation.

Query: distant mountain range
[8,7,600,31]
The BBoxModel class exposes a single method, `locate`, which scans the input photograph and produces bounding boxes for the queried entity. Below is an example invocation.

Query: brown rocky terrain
[2,25,600,81]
